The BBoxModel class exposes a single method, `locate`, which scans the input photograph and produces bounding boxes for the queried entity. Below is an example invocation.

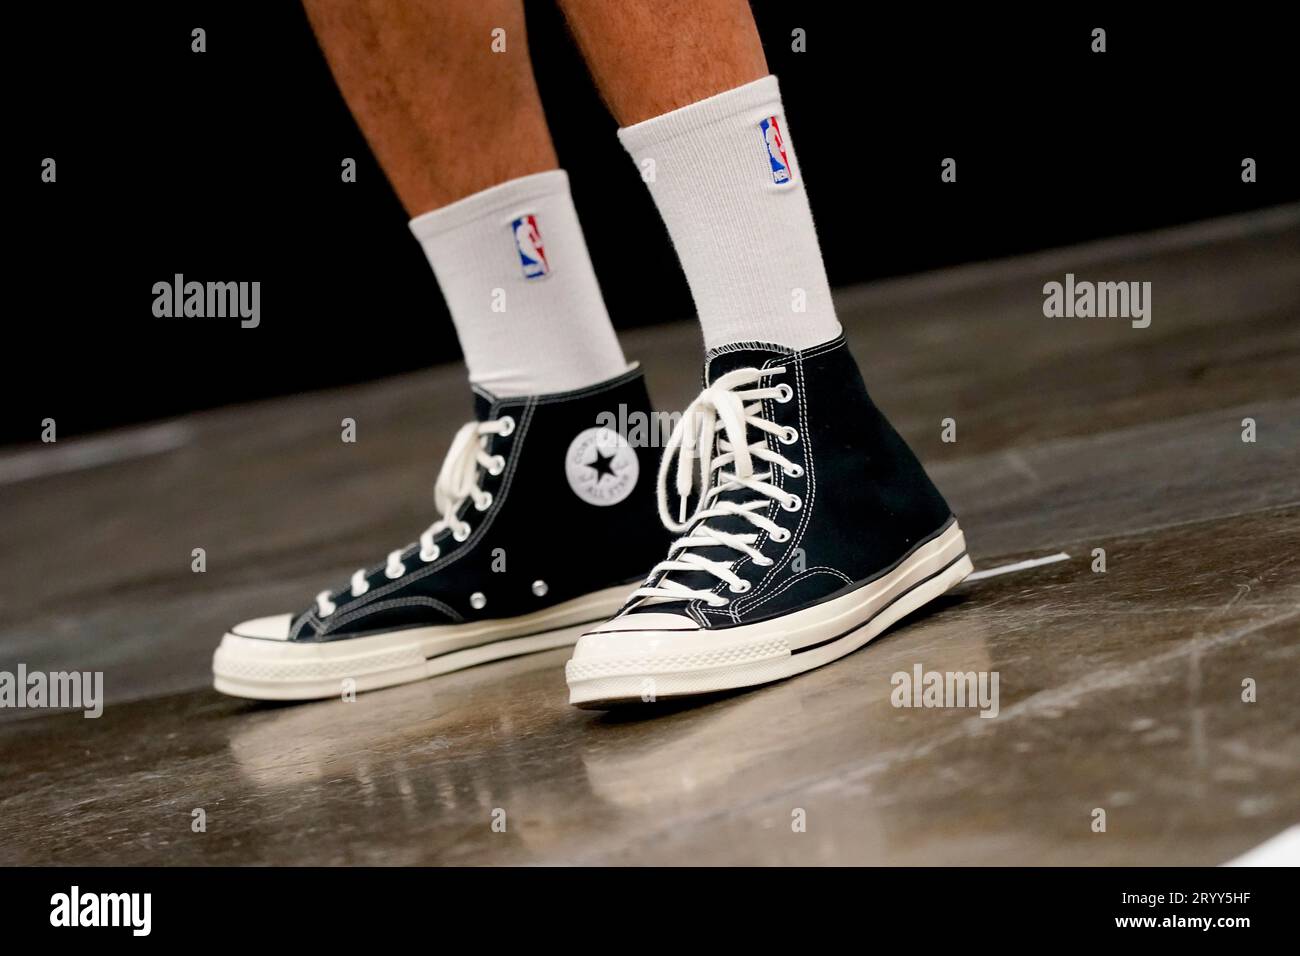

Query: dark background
[8,3,1296,445]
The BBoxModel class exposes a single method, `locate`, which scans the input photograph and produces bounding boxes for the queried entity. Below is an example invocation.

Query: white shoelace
[632,367,803,608]
[315,416,514,617]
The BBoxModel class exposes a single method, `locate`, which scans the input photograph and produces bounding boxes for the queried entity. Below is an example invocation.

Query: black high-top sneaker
[213,366,668,700]
[565,335,970,707]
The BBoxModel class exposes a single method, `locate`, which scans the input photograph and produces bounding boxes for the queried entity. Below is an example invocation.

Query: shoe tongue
[472,384,532,424]
[704,343,794,385]
[472,390,495,423]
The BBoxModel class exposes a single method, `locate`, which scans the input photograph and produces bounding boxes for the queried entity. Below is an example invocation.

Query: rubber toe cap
[229,613,293,641]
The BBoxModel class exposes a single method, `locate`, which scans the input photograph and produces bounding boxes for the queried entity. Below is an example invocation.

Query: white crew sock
[409,170,629,397]
[618,75,842,352]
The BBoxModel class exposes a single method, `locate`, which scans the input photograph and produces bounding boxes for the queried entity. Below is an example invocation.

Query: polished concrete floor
[2,206,1298,865]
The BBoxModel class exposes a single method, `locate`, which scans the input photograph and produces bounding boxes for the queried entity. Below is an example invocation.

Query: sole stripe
[792,549,969,655]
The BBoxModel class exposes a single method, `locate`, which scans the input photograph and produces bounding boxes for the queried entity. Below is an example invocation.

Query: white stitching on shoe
[736,347,827,615]
[323,595,464,631]
[740,567,854,615]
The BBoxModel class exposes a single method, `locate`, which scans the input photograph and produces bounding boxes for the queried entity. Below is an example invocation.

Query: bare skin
[302,0,557,213]
[303,0,767,209]
[557,0,768,125]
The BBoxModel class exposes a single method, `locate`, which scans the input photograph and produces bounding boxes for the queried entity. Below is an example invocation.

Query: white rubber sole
[565,522,971,708]
[213,583,634,701]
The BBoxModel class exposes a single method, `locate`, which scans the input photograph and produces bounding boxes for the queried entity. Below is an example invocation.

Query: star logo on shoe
[586,448,617,482]
[565,426,638,506]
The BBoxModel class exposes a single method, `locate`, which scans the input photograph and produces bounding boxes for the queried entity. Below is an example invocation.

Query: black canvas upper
[288,366,669,642]
[629,334,954,627]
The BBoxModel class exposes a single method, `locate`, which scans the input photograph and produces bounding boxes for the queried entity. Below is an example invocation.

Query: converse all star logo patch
[565,426,638,506]
[511,213,550,279]
[759,116,792,184]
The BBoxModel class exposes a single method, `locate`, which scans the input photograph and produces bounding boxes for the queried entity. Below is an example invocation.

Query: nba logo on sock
[759,116,792,184]
[511,214,550,279]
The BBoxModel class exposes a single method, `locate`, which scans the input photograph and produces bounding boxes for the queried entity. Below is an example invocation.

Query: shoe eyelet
[475,492,493,512]
[497,416,515,437]
[781,494,803,512]
[470,591,487,610]
[729,580,751,594]
[784,463,804,478]
[488,455,505,476]
[532,579,549,597]
[771,528,792,543]
[779,427,799,445]
[384,562,406,579]
[420,545,440,563]
[453,524,471,542]
[775,383,793,403]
